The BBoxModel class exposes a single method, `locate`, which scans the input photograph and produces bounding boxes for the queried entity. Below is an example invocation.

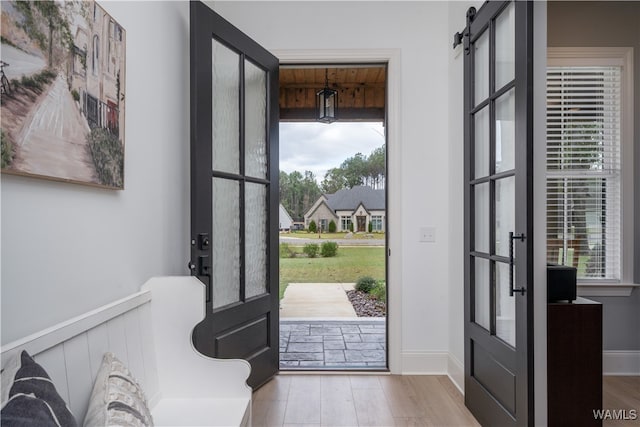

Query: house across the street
[304,186,385,232]
[279,204,293,232]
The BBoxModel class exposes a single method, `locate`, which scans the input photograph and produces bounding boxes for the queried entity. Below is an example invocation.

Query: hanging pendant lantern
[316,69,338,123]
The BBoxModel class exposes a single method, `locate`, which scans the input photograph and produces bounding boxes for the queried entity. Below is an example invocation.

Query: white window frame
[371,215,384,231]
[548,47,636,296]
[340,215,351,232]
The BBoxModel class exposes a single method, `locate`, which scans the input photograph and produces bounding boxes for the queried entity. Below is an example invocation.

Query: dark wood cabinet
[548,298,603,426]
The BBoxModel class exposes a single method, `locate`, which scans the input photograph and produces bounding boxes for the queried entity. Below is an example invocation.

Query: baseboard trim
[401,351,448,375]
[447,354,465,394]
[603,351,640,375]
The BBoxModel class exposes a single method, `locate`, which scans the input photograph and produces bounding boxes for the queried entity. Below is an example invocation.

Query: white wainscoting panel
[63,333,93,422]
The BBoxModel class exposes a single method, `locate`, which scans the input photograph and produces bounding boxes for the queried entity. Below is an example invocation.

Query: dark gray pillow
[0,350,78,427]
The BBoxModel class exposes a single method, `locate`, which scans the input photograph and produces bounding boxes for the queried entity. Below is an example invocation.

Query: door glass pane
[495,176,515,257]
[474,30,489,106]
[212,39,239,174]
[495,88,515,172]
[495,2,515,90]
[496,262,516,347]
[245,183,267,299]
[474,257,490,331]
[474,107,490,178]
[212,178,240,309]
[474,183,490,253]
[245,60,267,179]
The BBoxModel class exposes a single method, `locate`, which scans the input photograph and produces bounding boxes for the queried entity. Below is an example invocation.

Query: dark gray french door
[463,1,533,426]
[189,1,279,389]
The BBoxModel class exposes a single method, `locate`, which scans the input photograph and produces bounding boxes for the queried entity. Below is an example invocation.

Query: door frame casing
[273,48,402,374]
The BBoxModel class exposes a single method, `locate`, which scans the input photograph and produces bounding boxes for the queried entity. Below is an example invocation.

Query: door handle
[509,232,526,296]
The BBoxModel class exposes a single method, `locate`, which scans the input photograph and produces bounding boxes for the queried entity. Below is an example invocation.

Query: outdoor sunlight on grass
[279,246,385,299]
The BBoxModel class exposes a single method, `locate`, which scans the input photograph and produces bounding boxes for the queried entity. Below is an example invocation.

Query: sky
[279,122,385,182]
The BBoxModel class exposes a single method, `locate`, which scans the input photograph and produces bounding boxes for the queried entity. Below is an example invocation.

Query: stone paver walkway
[280,319,386,369]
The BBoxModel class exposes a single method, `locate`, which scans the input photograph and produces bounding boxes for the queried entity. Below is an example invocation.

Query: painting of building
[0,0,126,189]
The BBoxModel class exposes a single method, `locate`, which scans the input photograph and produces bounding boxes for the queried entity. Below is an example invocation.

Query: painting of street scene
[1,0,125,189]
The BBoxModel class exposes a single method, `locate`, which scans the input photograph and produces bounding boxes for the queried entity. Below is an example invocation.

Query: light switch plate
[420,227,436,243]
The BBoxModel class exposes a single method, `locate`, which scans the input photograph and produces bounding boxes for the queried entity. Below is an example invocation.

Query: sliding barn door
[463,1,534,425]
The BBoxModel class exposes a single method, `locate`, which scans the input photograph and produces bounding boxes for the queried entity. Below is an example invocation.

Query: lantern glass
[316,87,337,123]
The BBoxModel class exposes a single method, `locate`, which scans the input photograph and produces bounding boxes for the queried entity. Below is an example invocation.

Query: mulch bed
[346,290,386,317]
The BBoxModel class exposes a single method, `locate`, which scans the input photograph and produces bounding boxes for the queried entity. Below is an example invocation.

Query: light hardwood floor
[253,375,640,427]
[251,375,481,427]
[603,376,640,427]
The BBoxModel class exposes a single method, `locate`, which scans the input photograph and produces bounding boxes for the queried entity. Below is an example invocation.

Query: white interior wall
[211,1,454,372]
[447,0,484,390]
[1,1,191,344]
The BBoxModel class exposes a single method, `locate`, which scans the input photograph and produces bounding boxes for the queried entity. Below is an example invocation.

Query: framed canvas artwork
[1,0,126,189]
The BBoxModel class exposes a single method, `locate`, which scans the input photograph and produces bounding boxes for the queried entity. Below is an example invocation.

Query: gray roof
[325,186,385,211]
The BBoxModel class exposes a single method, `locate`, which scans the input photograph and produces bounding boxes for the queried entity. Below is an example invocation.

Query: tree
[308,220,317,233]
[279,170,321,221]
[321,168,346,193]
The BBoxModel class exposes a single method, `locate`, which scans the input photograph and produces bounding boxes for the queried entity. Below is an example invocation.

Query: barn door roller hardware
[452,6,477,54]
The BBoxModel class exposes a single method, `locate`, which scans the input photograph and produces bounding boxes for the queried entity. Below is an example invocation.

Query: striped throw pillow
[83,353,153,427]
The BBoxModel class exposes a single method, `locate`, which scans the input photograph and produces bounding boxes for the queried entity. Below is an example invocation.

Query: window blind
[546,66,621,280]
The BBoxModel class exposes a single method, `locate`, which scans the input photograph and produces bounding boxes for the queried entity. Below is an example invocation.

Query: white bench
[0,276,252,426]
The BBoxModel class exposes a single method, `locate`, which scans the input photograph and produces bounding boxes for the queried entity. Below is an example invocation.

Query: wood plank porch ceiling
[279,66,386,122]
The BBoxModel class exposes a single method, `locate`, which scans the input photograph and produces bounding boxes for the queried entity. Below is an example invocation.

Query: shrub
[71,89,80,102]
[370,280,386,301]
[279,242,297,258]
[368,222,373,233]
[355,276,377,293]
[303,243,319,258]
[308,220,317,233]
[87,127,124,188]
[349,222,354,232]
[1,129,14,168]
[321,241,338,257]
[328,220,337,233]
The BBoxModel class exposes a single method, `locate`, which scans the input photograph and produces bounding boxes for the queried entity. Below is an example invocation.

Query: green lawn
[279,246,385,299]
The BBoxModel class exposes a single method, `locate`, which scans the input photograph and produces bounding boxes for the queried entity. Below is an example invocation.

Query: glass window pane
[212,39,239,174]
[495,2,515,90]
[245,60,267,179]
[496,262,516,347]
[475,183,490,253]
[474,107,490,178]
[245,183,268,299]
[474,30,489,106]
[495,88,515,172]
[474,257,490,331]
[212,178,240,309]
[495,176,515,257]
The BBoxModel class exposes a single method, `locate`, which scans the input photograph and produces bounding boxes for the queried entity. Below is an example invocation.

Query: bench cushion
[151,397,251,426]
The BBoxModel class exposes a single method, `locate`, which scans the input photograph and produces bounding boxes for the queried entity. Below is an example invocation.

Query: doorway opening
[278,64,388,370]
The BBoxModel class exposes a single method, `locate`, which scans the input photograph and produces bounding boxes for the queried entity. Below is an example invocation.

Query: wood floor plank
[602,376,640,427]
[379,376,425,418]
[254,375,292,401]
[321,397,359,427]
[321,375,354,401]
[352,387,396,426]
[407,376,480,427]
[350,375,382,390]
[283,376,322,425]
[252,399,287,427]
[394,417,429,426]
